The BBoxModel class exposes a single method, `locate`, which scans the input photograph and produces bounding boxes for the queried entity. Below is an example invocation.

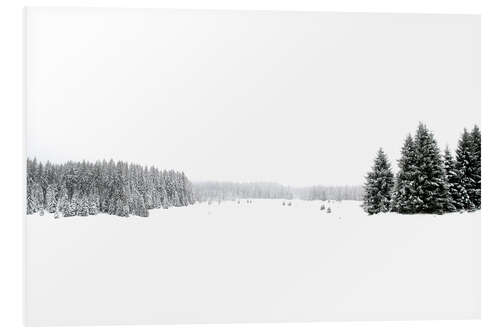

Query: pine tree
[411,123,450,214]
[57,187,69,215]
[391,134,418,213]
[45,184,58,213]
[76,195,89,216]
[63,198,77,217]
[470,125,481,209]
[455,129,477,211]
[26,159,38,214]
[89,195,99,215]
[362,148,394,215]
[32,183,44,215]
[443,147,460,212]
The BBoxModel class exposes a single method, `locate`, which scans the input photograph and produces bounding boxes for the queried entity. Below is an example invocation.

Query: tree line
[193,181,363,202]
[362,123,481,215]
[26,158,195,218]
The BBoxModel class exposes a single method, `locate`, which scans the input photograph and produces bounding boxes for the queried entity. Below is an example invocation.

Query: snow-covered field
[25,200,480,325]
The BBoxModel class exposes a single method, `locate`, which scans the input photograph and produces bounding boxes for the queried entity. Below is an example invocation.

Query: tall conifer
[362,149,394,215]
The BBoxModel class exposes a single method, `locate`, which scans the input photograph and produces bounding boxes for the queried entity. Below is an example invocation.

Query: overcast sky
[26,8,480,186]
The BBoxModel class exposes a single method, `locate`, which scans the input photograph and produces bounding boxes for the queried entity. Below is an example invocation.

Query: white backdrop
[1,0,499,333]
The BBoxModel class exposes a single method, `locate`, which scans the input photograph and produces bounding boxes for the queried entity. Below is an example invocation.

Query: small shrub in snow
[326,207,332,214]
[320,204,325,211]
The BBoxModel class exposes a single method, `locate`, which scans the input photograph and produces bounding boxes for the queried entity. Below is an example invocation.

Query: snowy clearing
[26,200,480,325]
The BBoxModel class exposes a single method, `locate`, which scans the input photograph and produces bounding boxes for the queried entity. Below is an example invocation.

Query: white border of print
[1,0,499,333]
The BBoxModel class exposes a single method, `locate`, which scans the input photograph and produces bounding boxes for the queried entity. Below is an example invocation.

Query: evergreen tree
[26,159,38,214]
[63,197,77,217]
[45,184,58,213]
[470,125,481,208]
[76,194,89,216]
[32,182,44,214]
[362,148,394,215]
[443,147,460,212]
[57,187,69,214]
[89,195,99,215]
[391,134,418,213]
[455,129,477,211]
[411,123,450,214]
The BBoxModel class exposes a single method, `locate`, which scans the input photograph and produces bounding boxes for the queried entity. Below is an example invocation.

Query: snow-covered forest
[26,158,364,219]
[363,123,481,215]
[26,159,195,218]
[193,182,363,202]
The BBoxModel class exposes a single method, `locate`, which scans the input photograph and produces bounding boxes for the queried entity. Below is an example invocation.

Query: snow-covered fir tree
[362,148,394,215]
[443,146,461,212]
[411,123,450,214]
[391,134,418,214]
[45,184,58,213]
[455,129,477,211]
[26,158,39,214]
[470,125,481,209]
[63,197,77,217]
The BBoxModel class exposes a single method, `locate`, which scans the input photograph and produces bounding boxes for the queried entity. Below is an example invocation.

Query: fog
[26,8,480,186]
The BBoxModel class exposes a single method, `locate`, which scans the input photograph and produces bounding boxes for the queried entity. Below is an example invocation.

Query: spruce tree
[470,125,481,208]
[57,187,68,215]
[89,195,99,215]
[45,184,58,213]
[412,123,450,214]
[443,147,460,212]
[26,159,38,214]
[392,134,418,213]
[32,183,44,215]
[455,129,477,211]
[63,198,77,217]
[362,148,394,215]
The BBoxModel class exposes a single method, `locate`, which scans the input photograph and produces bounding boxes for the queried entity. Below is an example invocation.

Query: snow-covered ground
[25,200,480,325]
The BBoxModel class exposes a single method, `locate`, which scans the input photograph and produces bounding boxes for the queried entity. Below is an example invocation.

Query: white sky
[26,8,480,187]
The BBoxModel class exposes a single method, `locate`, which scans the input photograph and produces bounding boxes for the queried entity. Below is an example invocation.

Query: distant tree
[191,181,363,202]
[362,148,394,215]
